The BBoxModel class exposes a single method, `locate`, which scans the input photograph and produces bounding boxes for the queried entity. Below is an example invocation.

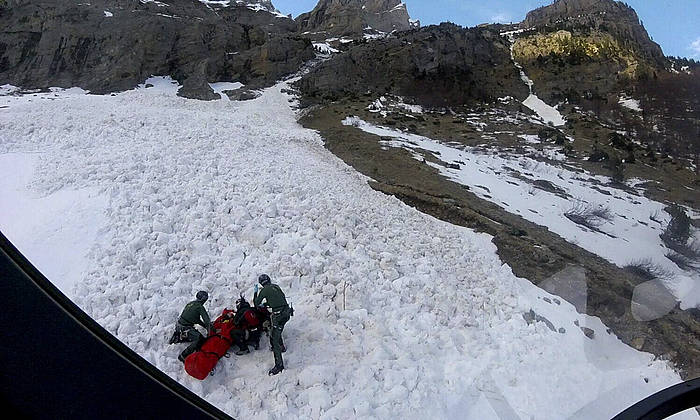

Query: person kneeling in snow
[254,274,292,376]
[169,291,211,363]
[229,295,267,355]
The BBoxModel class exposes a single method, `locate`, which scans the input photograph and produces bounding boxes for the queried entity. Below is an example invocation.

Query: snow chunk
[240,226,272,246]
[104,11,113,17]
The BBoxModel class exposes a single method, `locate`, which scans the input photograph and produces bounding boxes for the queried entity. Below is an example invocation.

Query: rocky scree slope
[296,0,415,39]
[297,23,528,107]
[0,0,314,97]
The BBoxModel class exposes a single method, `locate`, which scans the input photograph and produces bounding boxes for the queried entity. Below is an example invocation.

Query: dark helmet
[258,274,271,286]
[196,291,208,303]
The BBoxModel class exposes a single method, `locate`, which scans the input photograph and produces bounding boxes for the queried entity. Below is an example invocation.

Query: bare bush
[564,201,614,229]
[624,259,672,281]
[649,210,662,224]
[666,252,699,272]
[661,205,691,249]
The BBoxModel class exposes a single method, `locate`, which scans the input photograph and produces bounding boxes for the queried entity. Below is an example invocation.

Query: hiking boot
[268,364,284,376]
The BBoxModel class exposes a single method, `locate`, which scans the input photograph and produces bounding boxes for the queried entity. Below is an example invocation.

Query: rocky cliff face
[513,0,666,105]
[522,0,665,66]
[297,23,527,107]
[0,0,314,96]
[297,0,414,38]
[510,0,696,158]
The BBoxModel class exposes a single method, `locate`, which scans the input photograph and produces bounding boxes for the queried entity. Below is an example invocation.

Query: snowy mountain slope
[341,116,700,310]
[0,152,107,294]
[0,82,696,419]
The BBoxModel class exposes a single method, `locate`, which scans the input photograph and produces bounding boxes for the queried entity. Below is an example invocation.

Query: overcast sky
[273,0,700,59]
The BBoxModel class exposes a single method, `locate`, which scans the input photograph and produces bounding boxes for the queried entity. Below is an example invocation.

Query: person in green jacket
[254,274,290,375]
[169,291,211,362]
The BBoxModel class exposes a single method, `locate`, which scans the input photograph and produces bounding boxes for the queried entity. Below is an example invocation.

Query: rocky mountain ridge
[296,0,416,39]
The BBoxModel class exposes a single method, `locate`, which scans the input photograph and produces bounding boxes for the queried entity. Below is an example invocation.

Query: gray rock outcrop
[297,0,415,38]
[296,23,528,107]
[177,63,221,101]
[0,0,314,95]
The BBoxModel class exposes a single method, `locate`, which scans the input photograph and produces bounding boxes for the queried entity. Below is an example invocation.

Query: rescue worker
[230,295,264,355]
[169,291,211,363]
[253,274,291,375]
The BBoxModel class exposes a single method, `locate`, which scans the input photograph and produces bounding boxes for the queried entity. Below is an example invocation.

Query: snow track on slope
[0,81,694,419]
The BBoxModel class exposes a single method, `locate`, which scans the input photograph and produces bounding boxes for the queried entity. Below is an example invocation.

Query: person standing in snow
[254,274,291,375]
[169,291,211,363]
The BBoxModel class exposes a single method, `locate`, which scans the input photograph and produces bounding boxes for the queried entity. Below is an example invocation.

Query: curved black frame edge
[0,230,233,419]
[610,374,699,419]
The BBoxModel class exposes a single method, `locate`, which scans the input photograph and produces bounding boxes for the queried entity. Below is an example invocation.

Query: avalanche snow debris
[0,153,107,297]
[0,80,697,420]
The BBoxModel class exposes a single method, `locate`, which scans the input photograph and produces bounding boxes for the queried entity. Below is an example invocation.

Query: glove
[254,284,259,293]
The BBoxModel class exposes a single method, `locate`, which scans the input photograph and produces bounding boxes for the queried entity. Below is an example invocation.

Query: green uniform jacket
[178,300,211,330]
[254,284,288,312]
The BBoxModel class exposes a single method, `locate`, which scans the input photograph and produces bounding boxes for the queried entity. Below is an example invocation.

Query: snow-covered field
[0,81,696,419]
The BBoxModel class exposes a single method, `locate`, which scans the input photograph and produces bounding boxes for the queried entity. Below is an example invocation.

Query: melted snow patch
[312,42,339,55]
[343,117,699,309]
[619,94,642,112]
[523,94,566,126]
[140,0,169,6]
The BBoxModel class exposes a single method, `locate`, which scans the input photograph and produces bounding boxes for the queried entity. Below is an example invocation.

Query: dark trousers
[178,327,205,360]
[231,328,262,352]
[270,307,291,367]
